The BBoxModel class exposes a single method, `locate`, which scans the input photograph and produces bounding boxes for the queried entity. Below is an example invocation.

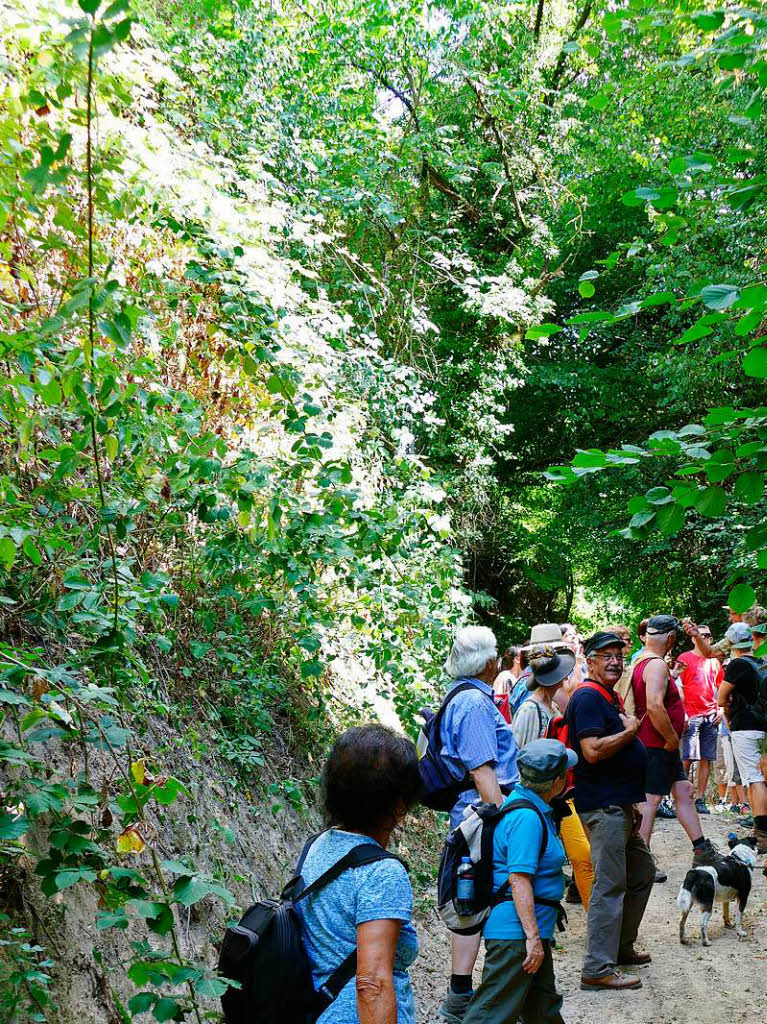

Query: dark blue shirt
[566,686,647,813]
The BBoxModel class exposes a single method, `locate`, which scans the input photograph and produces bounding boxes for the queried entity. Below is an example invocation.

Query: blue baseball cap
[517,739,577,783]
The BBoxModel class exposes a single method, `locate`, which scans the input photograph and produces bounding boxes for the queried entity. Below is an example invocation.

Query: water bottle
[455,857,475,916]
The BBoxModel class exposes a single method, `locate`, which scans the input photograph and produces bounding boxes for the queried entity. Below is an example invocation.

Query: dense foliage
[0,0,765,1020]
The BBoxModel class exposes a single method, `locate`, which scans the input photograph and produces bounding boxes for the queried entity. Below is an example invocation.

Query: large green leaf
[743,346,767,378]
[701,284,740,310]
[694,486,727,517]
[727,583,756,614]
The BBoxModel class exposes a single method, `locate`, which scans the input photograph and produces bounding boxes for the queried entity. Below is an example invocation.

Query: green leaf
[78,0,102,12]
[694,486,727,517]
[675,321,713,345]
[0,689,31,705]
[525,324,561,340]
[195,976,230,998]
[172,875,210,906]
[127,992,157,1015]
[629,510,655,528]
[701,284,740,310]
[690,11,724,31]
[23,536,42,565]
[656,503,685,535]
[0,813,28,840]
[745,523,767,552]
[153,998,181,1023]
[734,472,764,505]
[743,346,767,378]
[0,537,17,570]
[727,583,756,615]
[578,280,595,298]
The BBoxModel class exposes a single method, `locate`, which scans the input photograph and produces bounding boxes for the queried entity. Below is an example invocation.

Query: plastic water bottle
[455,857,475,915]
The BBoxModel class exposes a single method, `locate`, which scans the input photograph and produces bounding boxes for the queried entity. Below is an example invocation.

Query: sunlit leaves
[743,346,767,378]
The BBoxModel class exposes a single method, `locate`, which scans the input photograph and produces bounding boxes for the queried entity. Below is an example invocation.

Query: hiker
[566,631,653,991]
[674,623,723,814]
[718,623,767,852]
[632,615,718,875]
[510,646,593,908]
[296,724,421,1024]
[609,623,636,715]
[439,626,520,1024]
[462,740,576,1024]
[494,646,526,696]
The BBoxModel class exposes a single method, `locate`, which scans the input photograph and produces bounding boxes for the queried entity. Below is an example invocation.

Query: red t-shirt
[632,656,687,748]
[675,651,723,718]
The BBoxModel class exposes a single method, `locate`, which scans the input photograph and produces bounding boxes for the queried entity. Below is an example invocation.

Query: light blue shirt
[483,784,566,941]
[440,677,520,830]
[295,829,418,1024]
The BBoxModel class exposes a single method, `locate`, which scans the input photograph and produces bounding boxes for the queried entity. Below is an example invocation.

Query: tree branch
[533,0,546,40]
[545,0,594,105]
[465,78,528,231]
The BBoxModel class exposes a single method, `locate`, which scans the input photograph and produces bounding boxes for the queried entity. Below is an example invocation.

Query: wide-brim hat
[526,645,576,690]
[523,622,565,651]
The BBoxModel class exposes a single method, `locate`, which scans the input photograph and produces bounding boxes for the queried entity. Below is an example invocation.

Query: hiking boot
[654,867,668,883]
[565,878,582,905]
[694,797,710,815]
[580,971,642,991]
[617,947,652,966]
[692,838,720,867]
[740,815,754,828]
[729,804,742,814]
[754,829,767,854]
[656,799,677,819]
[439,988,473,1024]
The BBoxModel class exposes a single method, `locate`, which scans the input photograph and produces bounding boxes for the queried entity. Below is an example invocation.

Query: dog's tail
[677,885,693,914]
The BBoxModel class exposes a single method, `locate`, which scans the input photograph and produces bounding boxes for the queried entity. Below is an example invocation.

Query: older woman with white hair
[438,625,520,1024]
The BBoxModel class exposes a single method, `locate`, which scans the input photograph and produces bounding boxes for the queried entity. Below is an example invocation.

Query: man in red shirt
[632,616,719,871]
[674,625,723,814]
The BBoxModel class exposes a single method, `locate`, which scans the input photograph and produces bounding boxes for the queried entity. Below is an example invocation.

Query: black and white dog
[677,836,758,946]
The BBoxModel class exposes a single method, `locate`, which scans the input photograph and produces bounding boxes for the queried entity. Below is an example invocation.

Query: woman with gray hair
[438,626,520,1024]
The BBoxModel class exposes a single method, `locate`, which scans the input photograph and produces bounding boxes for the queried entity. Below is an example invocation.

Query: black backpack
[219,833,405,1024]
[416,681,497,811]
[437,799,564,935]
[740,655,767,728]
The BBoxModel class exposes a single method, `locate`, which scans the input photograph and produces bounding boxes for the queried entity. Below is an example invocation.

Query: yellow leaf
[104,434,118,461]
[130,760,146,785]
[116,827,145,854]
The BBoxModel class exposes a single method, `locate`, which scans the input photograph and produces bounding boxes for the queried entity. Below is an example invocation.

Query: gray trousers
[463,939,564,1024]
[579,805,655,978]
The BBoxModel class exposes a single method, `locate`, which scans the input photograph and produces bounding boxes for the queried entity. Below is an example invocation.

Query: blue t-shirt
[566,686,648,813]
[483,784,566,941]
[440,678,520,829]
[295,830,418,1024]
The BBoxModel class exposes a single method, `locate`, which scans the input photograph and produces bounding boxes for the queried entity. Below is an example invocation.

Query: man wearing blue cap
[464,739,576,1024]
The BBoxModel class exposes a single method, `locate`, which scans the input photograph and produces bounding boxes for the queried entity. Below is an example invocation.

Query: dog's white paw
[702,938,712,947]
[736,931,748,941]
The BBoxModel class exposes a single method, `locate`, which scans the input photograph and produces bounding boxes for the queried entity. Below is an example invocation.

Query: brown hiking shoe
[580,971,642,991]
[617,948,652,966]
[692,838,720,866]
[754,829,767,854]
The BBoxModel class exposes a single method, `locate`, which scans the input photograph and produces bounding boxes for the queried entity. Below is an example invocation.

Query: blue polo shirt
[440,677,520,829]
[483,784,566,941]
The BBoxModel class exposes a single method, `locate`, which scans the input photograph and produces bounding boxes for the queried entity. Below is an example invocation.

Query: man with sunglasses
[632,616,718,870]
[673,624,723,815]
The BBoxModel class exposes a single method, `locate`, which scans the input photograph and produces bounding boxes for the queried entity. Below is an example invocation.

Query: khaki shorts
[730,730,767,787]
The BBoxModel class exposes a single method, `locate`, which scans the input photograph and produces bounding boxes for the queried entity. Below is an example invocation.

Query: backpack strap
[433,679,496,736]
[580,678,625,714]
[294,844,406,1011]
[490,799,550,905]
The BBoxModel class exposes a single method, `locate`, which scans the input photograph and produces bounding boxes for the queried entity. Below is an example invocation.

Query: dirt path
[413,813,767,1023]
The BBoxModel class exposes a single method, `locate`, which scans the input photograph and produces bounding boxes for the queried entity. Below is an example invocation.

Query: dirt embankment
[412,814,767,1024]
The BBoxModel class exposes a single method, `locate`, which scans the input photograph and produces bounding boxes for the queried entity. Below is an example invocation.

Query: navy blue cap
[517,739,577,783]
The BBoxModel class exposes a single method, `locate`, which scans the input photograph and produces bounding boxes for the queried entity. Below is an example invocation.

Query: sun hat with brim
[526,645,576,690]
[517,739,578,784]
[521,623,567,652]
[583,631,624,657]
[726,622,753,649]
